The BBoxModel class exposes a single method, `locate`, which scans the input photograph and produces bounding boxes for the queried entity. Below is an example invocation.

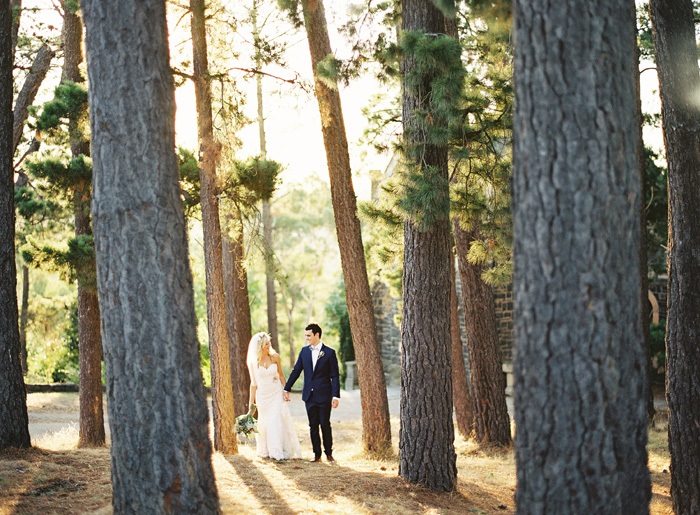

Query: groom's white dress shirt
[311,344,322,369]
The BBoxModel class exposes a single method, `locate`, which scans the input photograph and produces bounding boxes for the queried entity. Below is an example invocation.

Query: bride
[247,332,302,460]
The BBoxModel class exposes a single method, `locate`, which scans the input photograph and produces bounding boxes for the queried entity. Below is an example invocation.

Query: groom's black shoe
[309,456,322,463]
[326,456,335,463]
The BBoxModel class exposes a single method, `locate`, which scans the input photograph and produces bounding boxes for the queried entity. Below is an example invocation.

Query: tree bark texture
[453,223,511,446]
[81,0,219,510]
[190,0,237,454]
[649,0,700,512]
[10,0,20,64]
[449,251,473,439]
[12,43,54,155]
[222,222,251,418]
[301,0,392,455]
[399,0,456,491]
[0,0,31,450]
[62,3,105,449]
[512,1,650,512]
[634,43,655,426]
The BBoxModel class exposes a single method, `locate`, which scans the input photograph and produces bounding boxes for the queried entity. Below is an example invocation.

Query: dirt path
[27,387,403,445]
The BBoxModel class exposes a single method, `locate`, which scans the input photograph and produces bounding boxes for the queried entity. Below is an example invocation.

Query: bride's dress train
[254,363,302,460]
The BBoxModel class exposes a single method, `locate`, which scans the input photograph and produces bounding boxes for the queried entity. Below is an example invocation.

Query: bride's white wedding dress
[254,363,302,460]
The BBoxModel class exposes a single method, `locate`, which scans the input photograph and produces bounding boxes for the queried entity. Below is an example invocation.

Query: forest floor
[0,389,672,514]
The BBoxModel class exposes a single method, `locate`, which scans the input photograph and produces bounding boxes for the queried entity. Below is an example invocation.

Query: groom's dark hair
[306,323,322,337]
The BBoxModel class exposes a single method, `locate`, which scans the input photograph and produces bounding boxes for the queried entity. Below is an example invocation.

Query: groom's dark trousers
[306,391,332,458]
[285,343,340,459]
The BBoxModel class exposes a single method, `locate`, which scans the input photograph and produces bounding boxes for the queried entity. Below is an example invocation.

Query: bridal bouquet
[235,405,258,439]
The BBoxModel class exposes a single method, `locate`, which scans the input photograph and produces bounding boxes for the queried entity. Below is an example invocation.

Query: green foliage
[64,0,81,15]
[277,0,303,28]
[400,31,466,147]
[34,81,89,138]
[359,178,404,298]
[643,147,667,276]
[397,163,450,231]
[200,344,212,388]
[649,321,665,384]
[431,0,456,18]
[636,3,655,60]
[325,282,354,384]
[25,154,92,193]
[27,301,79,384]
[225,156,282,203]
[397,31,465,229]
[14,186,62,222]
[316,54,342,89]
[177,147,201,217]
[22,234,96,288]
[449,2,514,286]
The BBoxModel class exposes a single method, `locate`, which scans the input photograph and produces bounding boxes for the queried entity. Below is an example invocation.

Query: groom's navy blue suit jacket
[285,344,340,404]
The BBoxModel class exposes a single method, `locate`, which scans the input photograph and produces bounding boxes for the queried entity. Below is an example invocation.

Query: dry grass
[0,393,673,514]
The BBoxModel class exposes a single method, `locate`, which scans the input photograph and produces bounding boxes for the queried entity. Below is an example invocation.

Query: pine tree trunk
[453,223,511,446]
[634,43,655,427]
[10,0,20,62]
[649,0,700,511]
[19,265,29,375]
[231,224,251,399]
[450,252,473,438]
[81,0,219,510]
[0,0,31,450]
[62,2,105,449]
[12,43,54,154]
[190,0,237,454]
[399,0,456,491]
[300,0,392,455]
[222,218,251,418]
[513,0,650,511]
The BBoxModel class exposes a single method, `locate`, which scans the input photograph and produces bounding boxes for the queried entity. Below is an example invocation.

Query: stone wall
[370,277,665,388]
[371,280,512,387]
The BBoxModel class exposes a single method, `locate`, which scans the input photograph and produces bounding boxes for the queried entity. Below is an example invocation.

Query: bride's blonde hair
[251,332,277,364]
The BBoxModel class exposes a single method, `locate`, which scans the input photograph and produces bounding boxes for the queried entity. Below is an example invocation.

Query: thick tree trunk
[190,0,237,454]
[12,43,54,154]
[453,223,511,446]
[10,0,20,63]
[19,264,29,375]
[0,0,31,450]
[634,44,655,427]
[62,2,105,449]
[399,0,456,491]
[649,1,700,512]
[231,226,251,401]
[222,219,251,418]
[81,0,219,510]
[449,251,473,439]
[300,0,391,455]
[513,0,650,512]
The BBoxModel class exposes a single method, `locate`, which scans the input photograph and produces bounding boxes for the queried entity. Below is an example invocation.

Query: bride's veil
[246,332,268,387]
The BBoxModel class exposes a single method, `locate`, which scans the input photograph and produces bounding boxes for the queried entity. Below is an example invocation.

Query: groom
[283,323,340,462]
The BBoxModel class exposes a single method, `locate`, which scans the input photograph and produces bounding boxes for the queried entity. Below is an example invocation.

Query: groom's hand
[283,391,290,402]
[332,398,339,409]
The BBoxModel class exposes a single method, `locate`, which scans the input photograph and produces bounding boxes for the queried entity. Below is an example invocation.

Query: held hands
[283,391,290,402]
